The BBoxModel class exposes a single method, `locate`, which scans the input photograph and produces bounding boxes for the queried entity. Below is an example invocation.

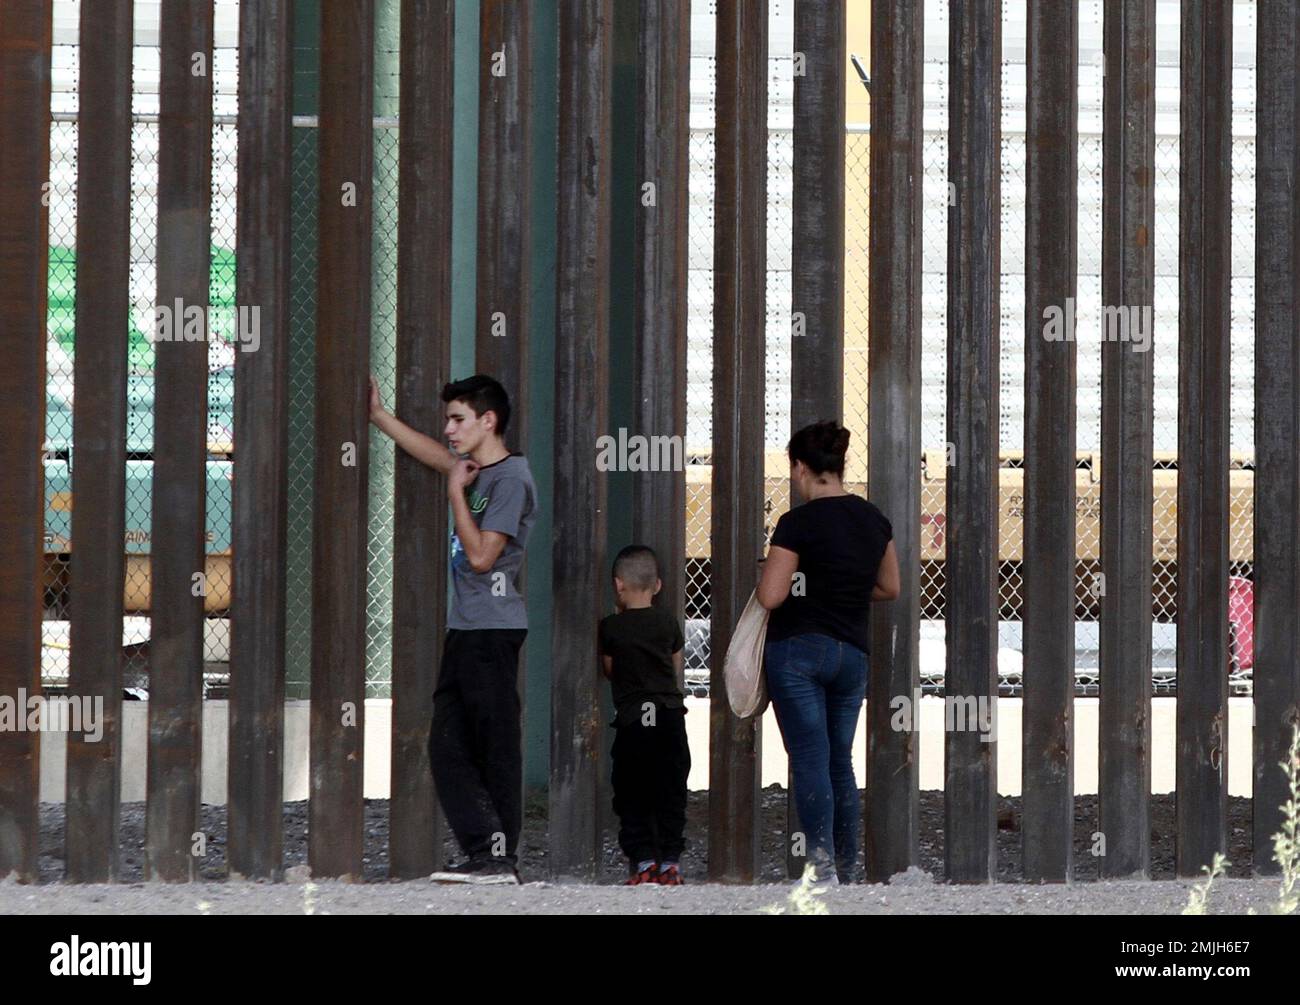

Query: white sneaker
[804,854,839,886]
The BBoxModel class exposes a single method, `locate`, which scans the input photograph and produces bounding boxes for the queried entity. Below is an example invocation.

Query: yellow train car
[685,449,1254,619]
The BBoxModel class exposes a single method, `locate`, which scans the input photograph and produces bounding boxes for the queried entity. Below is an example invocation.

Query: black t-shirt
[598,605,685,724]
[766,494,893,655]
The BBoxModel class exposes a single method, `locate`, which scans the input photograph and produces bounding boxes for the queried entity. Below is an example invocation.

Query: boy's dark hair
[441,374,511,438]
[612,545,660,592]
[787,420,851,477]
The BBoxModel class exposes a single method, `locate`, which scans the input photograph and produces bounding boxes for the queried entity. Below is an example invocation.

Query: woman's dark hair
[442,374,511,437]
[787,420,851,477]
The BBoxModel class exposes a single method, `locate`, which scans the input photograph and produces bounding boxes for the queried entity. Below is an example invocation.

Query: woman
[757,420,899,885]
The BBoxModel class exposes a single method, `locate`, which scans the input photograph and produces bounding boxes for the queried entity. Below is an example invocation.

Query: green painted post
[452,2,479,381]
[523,0,557,789]
[286,0,319,699]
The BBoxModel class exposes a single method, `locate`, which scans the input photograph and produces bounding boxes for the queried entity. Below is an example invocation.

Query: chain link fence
[41,19,402,699]
[41,1,1260,702]
[683,0,1259,697]
[43,36,241,695]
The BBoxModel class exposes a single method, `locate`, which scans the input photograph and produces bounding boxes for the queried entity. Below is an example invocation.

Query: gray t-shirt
[448,453,537,630]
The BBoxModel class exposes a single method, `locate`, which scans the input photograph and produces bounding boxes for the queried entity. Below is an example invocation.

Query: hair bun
[788,420,852,477]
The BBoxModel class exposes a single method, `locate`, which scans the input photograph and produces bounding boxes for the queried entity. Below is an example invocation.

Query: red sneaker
[625,863,659,885]
[656,862,683,886]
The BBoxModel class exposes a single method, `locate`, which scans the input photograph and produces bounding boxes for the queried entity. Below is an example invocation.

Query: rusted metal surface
[866,0,923,884]
[228,0,293,882]
[944,0,1000,884]
[476,0,533,825]
[1098,0,1156,880]
[64,0,132,884]
[388,0,455,882]
[626,0,690,873]
[1021,0,1078,884]
[1252,0,1300,876]
[147,0,214,882]
[788,0,847,881]
[632,0,688,667]
[1175,0,1232,878]
[707,0,766,884]
[476,0,531,449]
[0,0,52,885]
[308,0,373,881]
[550,0,612,880]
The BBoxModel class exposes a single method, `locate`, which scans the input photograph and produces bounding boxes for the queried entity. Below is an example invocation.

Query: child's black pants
[610,704,690,864]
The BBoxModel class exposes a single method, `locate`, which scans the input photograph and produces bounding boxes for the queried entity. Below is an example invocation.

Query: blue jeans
[764,632,869,881]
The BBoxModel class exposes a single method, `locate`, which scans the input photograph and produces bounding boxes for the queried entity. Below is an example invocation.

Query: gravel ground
[0,874,1285,915]
[7,786,1278,915]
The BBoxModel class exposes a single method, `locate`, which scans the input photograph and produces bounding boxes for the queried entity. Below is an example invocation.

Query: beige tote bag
[725,589,771,718]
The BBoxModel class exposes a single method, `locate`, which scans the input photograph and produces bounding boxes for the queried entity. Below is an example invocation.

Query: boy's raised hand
[367,377,458,476]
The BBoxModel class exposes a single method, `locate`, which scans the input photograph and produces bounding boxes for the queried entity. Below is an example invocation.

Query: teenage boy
[369,373,537,884]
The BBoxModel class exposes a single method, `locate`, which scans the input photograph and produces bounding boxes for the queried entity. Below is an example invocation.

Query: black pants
[610,705,690,864]
[429,628,526,865]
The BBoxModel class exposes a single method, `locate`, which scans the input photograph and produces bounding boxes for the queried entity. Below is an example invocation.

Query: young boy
[369,373,537,884]
[597,545,690,885]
